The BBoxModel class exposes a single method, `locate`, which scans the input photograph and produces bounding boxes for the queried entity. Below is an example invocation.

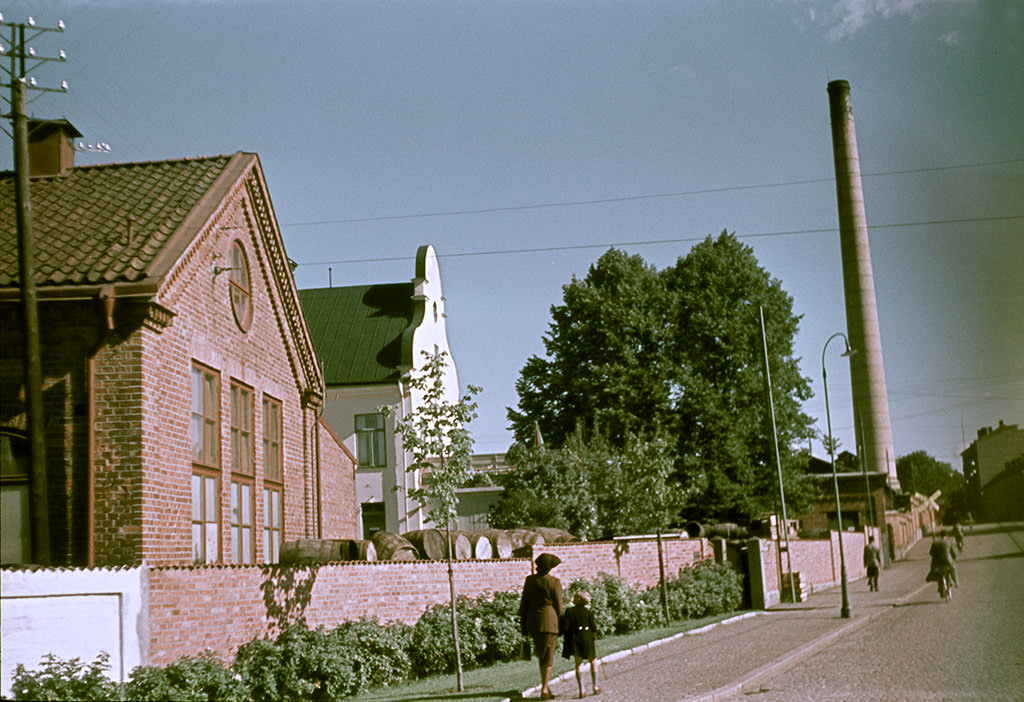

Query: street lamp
[823,332,856,619]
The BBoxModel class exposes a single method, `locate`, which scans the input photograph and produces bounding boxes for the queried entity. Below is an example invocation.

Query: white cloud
[938,29,962,45]
[791,0,976,41]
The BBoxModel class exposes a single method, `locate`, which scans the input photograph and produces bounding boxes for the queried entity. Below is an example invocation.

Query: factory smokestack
[827,80,900,490]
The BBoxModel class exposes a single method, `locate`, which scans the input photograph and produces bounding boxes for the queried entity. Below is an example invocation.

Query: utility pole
[2,13,69,565]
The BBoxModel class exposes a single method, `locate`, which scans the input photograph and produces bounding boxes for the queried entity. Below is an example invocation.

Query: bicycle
[938,571,954,603]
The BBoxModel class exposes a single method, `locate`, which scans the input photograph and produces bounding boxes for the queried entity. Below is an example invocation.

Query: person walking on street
[562,591,601,698]
[863,534,882,591]
[520,553,564,700]
[952,522,964,553]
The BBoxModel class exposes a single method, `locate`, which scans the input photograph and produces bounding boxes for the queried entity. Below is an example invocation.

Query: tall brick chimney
[27,119,82,176]
[827,80,900,491]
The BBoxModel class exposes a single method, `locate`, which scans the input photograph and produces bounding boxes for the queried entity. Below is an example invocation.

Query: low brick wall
[146,536,712,666]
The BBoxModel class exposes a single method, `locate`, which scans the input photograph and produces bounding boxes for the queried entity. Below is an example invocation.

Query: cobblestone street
[537,524,1024,702]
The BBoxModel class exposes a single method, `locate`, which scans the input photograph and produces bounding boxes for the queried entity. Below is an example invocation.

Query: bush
[125,652,246,702]
[410,596,488,677]
[654,560,743,620]
[331,618,413,690]
[473,590,523,665]
[11,652,121,702]
[565,572,658,636]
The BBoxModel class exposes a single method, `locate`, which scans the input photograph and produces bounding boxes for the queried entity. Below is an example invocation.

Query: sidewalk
[529,537,934,702]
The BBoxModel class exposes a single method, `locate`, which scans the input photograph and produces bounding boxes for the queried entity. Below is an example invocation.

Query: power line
[282,159,1024,228]
[294,214,1023,267]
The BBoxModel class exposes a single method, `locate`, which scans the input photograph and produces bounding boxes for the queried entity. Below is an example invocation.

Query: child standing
[562,591,601,698]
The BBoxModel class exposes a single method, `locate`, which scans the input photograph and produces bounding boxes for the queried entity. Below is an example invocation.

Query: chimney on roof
[27,119,82,176]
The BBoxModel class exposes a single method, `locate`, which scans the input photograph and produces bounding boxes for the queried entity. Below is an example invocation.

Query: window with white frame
[191,364,220,563]
[355,413,386,467]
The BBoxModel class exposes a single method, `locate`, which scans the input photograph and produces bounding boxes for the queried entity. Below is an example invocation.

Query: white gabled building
[299,245,459,537]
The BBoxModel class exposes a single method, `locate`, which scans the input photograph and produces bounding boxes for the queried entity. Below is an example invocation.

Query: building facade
[1,123,356,566]
[299,245,458,538]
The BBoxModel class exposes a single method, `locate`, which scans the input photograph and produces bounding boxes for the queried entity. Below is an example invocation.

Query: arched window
[228,241,253,331]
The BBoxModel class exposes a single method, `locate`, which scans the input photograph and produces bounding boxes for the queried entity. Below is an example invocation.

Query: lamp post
[823,332,855,618]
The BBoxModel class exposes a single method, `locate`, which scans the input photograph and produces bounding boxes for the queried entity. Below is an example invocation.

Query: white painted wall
[0,566,145,697]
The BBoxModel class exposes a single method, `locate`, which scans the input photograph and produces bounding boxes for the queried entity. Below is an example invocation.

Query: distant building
[1,121,356,566]
[299,246,459,538]
[962,421,1024,521]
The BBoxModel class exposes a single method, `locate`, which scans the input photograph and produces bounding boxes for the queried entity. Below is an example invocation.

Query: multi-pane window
[191,364,220,563]
[263,486,282,563]
[231,383,253,475]
[191,366,219,468]
[355,413,386,467]
[231,480,254,564]
[192,473,219,563]
[263,396,282,482]
[263,396,283,563]
[0,430,30,564]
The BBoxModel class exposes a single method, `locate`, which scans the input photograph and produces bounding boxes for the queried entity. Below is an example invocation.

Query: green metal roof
[298,283,417,386]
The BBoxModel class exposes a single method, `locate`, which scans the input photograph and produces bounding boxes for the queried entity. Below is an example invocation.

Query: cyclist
[952,522,964,553]
[927,533,958,597]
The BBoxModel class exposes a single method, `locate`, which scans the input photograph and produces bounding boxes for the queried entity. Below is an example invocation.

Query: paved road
[539,524,1024,702]
[715,524,1024,701]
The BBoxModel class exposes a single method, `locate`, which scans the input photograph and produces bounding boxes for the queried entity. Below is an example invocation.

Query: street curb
[678,581,934,702]
[508,612,763,702]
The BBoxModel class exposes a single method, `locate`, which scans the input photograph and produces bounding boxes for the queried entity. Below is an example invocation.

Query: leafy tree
[508,232,815,524]
[896,450,964,500]
[382,350,480,692]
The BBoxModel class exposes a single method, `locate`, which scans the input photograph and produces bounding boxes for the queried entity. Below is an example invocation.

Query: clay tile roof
[0,155,238,288]
[298,283,415,385]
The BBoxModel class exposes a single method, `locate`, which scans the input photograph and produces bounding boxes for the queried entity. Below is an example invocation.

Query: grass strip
[352,612,741,702]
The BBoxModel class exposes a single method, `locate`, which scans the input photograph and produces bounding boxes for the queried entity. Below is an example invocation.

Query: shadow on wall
[260,565,319,636]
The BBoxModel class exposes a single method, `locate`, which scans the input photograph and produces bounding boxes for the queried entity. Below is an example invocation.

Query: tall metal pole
[760,306,796,601]
[823,332,853,618]
[12,75,51,564]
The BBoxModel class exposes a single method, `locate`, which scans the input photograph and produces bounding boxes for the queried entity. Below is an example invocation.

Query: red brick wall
[318,419,358,539]
[144,537,712,666]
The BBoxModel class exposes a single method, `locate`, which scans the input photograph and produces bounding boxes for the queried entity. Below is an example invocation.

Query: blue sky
[4,0,1022,473]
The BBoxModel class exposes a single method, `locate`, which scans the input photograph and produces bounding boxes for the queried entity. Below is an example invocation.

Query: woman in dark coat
[562,591,600,698]
[519,553,563,700]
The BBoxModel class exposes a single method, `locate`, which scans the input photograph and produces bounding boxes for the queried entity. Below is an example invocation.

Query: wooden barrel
[465,532,494,560]
[279,539,345,564]
[508,528,546,558]
[450,531,472,560]
[352,539,377,562]
[528,526,577,543]
[371,531,418,561]
[479,529,513,559]
[403,529,448,560]
[685,522,707,538]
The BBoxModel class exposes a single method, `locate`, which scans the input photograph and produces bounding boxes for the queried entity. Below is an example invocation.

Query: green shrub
[125,652,246,702]
[565,572,657,635]
[410,596,488,677]
[331,618,413,690]
[11,652,122,702]
[473,590,522,665]
[655,560,743,620]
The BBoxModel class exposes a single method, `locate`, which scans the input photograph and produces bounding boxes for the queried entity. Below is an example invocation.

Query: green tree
[508,232,815,524]
[508,248,673,448]
[896,450,964,500]
[382,350,480,692]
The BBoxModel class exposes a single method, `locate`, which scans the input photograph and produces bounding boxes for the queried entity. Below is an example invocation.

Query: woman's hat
[573,591,590,605]
[535,553,561,573]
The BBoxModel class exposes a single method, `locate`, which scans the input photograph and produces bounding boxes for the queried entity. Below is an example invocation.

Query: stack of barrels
[279,525,576,564]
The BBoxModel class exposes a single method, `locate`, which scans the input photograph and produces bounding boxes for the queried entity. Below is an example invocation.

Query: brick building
[0,121,357,567]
